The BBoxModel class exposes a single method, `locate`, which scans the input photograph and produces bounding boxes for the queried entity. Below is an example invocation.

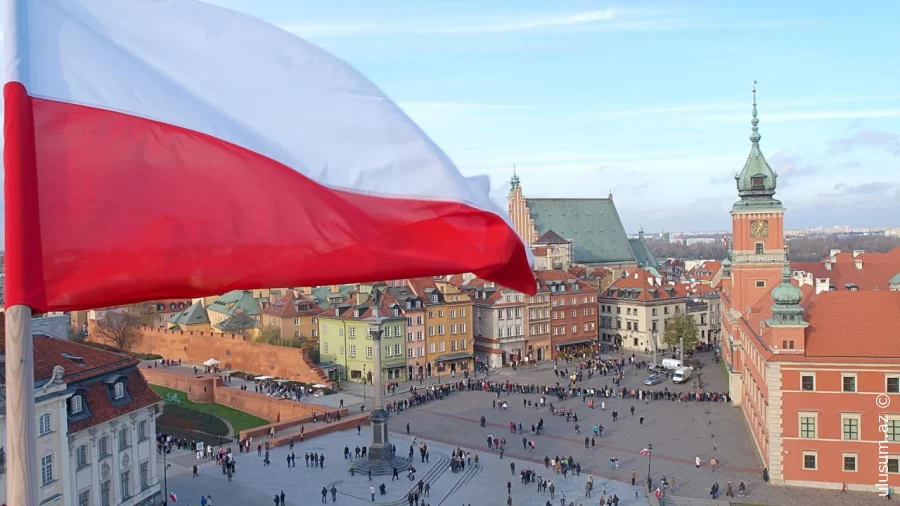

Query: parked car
[662,358,687,370]
[647,363,665,374]
[683,357,702,369]
[644,374,663,386]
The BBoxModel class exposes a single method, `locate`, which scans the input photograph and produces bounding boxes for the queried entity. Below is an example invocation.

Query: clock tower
[730,83,785,316]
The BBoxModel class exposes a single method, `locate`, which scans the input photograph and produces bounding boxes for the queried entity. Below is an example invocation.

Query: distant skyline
[2,1,899,242]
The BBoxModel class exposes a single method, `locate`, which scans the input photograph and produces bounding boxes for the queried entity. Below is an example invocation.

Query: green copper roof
[629,234,659,268]
[770,257,806,326]
[509,166,521,196]
[207,290,261,316]
[309,285,355,309]
[169,300,210,326]
[526,198,635,265]
[734,83,782,211]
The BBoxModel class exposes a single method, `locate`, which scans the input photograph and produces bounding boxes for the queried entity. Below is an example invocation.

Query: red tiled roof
[262,292,322,318]
[0,328,160,432]
[532,247,548,256]
[535,230,569,245]
[689,261,722,281]
[792,248,900,291]
[603,269,679,301]
[804,291,900,358]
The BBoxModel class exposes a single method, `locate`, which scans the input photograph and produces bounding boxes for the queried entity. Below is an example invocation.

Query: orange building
[526,275,552,362]
[536,270,598,359]
[260,291,322,344]
[406,277,474,377]
[720,86,900,494]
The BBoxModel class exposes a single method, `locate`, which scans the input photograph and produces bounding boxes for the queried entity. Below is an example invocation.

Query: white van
[672,367,692,384]
[662,358,684,370]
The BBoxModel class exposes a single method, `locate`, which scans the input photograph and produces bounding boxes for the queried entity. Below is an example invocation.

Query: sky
[3,0,900,236]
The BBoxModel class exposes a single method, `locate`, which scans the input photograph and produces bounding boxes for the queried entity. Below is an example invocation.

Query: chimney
[815,278,829,295]
[331,285,340,294]
[824,260,832,270]
[853,250,864,258]
[855,259,863,270]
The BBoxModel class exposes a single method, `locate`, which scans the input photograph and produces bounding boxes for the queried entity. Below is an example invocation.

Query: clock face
[750,220,769,238]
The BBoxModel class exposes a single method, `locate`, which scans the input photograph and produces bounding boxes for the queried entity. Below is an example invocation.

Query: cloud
[767,150,820,187]
[279,9,708,38]
[830,182,892,196]
[828,129,900,156]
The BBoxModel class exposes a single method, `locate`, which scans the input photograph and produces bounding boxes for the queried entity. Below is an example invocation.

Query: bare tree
[125,301,158,327]
[95,312,142,351]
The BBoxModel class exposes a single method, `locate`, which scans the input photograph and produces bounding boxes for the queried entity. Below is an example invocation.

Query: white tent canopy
[255,375,273,380]
[203,358,220,366]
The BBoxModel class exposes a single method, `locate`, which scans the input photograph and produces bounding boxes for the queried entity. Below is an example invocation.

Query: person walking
[370,485,376,501]
[331,486,337,502]
[321,486,328,504]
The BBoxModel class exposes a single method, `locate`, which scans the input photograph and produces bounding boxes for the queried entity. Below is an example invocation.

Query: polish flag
[3,0,535,312]
[169,492,177,503]
[654,488,661,499]
[639,448,650,456]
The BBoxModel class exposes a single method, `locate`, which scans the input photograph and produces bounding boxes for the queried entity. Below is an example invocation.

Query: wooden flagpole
[5,305,37,505]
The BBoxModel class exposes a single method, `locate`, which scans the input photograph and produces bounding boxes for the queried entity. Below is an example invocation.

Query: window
[842,415,860,441]
[450,324,456,334]
[99,437,109,458]
[366,346,373,358]
[41,454,54,485]
[349,345,356,357]
[323,323,329,334]
[755,242,764,255]
[886,419,900,442]
[39,413,52,436]
[888,376,900,394]
[799,414,817,439]
[348,327,355,338]
[407,332,413,342]
[438,325,445,335]
[888,457,900,474]
[802,452,817,470]
[417,331,423,341]
[113,382,125,400]
[438,310,444,318]
[801,374,815,391]
[76,445,88,468]
[121,470,131,499]
[78,489,90,506]
[323,342,329,353]
[459,323,466,334]
[101,481,110,506]
[293,318,300,325]
[407,348,414,358]
[429,343,435,353]
[460,308,466,317]
[755,280,766,288]
[384,345,391,357]
[450,310,456,318]
[339,328,344,337]
[394,344,401,355]
[652,308,657,316]
[394,326,401,337]
[119,428,129,449]
[140,461,149,490]
[843,453,858,472]
[451,340,457,352]
[428,326,435,337]
[842,374,857,393]
[71,395,84,415]
[339,345,345,355]
[439,341,446,352]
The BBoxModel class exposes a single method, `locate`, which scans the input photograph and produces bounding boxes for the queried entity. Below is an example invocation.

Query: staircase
[436,458,482,506]
[660,495,730,506]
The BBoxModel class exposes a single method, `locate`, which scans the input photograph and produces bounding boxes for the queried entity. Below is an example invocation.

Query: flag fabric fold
[3,0,535,312]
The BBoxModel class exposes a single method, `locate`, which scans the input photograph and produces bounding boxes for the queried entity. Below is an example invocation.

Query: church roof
[526,198,635,265]
[169,300,209,326]
[629,236,659,268]
[535,229,569,245]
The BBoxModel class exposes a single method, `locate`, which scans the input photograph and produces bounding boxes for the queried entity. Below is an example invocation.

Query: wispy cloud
[280,9,680,38]
[828,129,900,156]
[767,150,821,186]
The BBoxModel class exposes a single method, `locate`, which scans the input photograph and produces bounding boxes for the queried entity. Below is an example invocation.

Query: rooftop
[792,248,900,291]
[804,291,900,358]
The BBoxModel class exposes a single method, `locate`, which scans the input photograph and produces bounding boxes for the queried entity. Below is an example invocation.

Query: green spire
[509,165,521,196]
[733,81,781,210]
[770,247,806,326]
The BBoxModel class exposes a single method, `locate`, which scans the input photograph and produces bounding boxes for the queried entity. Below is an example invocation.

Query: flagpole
[5,305,38,505]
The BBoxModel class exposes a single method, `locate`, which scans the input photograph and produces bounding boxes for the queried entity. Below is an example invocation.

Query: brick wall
[140,368,347,425]
[102,325,330,385]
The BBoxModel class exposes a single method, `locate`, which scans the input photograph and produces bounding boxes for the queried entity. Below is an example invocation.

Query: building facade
[525,277,552,362]
[380,286,427,381]
[537,270,599,358]
[0,334,161,506]
[720,85,900,494]
[406,278,474,377]
[468,281,527,368]
[317,293,407,383]
[599,268,686,353]
[260,292,322,344]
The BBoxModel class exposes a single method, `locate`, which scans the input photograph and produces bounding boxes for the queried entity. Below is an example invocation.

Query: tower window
[751,175,765,188]
[755,242,764,255]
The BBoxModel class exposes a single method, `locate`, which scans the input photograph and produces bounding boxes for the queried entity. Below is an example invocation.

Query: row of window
[530,323,550,336]
[799,373,900,394]
[801,452,900,475]
[551,308,595,320]
[601,305,679,316]
[498,308,522,319]
[74,462,151,506]
[426,308,467,319]
[798,413,899,441]
[550,296,595,307]
[551,323,593,336]
[528,308,550,320]
[291,317,318,325]
[427,323,467,336]
[324,340,468,357]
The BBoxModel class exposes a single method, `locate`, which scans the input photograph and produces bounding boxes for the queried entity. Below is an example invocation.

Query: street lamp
[651,331,659,365]
[362,363,367,401]
[162,449,172,505]
[646,443,653,492]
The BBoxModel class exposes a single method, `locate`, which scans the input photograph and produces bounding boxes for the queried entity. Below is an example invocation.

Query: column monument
[357,308,411,475]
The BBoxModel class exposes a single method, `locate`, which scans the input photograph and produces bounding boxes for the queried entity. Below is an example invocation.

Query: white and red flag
[3,0,535,312]
[168,492,177,503]
[639,448,650,456]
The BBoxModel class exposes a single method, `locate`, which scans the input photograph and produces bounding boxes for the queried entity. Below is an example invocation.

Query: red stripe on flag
[5,94,533,311]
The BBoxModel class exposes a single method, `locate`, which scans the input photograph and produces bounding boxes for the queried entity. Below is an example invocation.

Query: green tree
[258,325,282,342]
[662,313,698,353]
[95,312,142,351]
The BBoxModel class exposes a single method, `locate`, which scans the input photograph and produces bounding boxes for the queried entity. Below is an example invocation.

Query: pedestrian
[321,487,328,504]
[331,486,338,502]
[695,455,701,469]
[406,422,410,434]
[370,485,376,501]
[280,491,285,505]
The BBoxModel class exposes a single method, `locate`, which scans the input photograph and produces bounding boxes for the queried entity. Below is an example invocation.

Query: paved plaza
[157,351,890,505]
